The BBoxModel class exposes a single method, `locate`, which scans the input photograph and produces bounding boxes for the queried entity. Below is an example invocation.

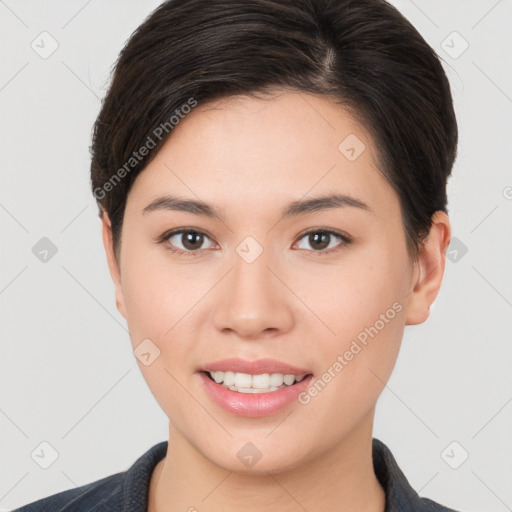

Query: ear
[100,210,127,319]
[405,211,451,325]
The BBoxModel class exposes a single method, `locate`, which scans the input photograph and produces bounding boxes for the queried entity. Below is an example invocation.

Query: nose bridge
[212,236,293,337]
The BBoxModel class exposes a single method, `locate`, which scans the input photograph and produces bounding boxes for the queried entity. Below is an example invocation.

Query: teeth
[283,374,295,386]
[212,371,224,384]
[252,373,270,389]
[269,373,284,387]
[223,371,235,386]
[227,385,281,394]
[207,370,307,391]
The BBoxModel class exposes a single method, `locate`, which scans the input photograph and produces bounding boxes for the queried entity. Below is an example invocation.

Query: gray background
[1,1,511,510]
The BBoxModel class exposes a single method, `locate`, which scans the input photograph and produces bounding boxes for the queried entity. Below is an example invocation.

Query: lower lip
[198,372,314,418]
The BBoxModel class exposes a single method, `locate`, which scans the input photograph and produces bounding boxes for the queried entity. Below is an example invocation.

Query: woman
[14,0,462,510]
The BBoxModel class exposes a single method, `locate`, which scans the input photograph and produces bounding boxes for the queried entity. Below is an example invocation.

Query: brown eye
[306,232,331,251]
[162,229,215,255]
[159,228,351,258]
[294,229,351,254]
[178,231,205,250]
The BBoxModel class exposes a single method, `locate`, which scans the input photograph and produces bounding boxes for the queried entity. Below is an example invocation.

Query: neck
[149,409,385,512]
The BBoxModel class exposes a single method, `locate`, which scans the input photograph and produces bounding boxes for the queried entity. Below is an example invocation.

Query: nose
[212,246,294,340]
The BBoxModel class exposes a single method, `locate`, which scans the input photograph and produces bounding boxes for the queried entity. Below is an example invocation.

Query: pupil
[310,232,329,250]
[183,232,203,250]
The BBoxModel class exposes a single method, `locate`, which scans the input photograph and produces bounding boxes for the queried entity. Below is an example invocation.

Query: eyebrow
[142,193,371,220]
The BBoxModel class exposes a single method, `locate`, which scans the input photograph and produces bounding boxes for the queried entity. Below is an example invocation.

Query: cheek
[295,245,409,395]
[294,259,407,428]
[119,244,177,343]
[297,250,406,335]
[119,250,196,417]
[120,244,214,358]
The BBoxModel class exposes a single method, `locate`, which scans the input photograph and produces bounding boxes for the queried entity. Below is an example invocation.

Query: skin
[101,89,451,512]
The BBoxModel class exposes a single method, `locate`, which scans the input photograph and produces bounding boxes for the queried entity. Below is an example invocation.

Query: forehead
[125,90,398,220]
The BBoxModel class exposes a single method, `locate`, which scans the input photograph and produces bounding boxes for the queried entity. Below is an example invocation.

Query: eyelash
[157,228,352,258]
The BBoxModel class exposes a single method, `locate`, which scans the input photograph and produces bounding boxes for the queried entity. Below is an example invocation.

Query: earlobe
[405,211,451,326]
[100,210,127,319]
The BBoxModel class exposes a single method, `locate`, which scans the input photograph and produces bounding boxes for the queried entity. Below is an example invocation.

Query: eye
[158,227,352,257]
[293,229,352,255]
[160,229,216,257]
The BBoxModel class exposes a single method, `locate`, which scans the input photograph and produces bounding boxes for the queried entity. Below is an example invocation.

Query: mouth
[201,370,313,394]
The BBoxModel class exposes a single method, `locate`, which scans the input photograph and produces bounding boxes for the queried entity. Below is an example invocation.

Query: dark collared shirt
[12,438,461,511]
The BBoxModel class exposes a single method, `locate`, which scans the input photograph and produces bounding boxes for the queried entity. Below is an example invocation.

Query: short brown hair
[90,0,458,262]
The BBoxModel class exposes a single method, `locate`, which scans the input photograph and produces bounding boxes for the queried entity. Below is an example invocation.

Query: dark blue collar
[120,438,460,511]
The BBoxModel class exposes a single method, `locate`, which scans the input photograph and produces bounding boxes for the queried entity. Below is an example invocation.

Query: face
[102,89,443,474]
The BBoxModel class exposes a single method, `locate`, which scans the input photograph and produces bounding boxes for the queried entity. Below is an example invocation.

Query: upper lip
[201,358,312,376]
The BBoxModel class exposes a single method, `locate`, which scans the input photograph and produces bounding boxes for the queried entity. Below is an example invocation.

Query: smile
[205,370,308,393]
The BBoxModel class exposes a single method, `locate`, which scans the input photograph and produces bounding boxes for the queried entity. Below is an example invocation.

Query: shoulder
[10,472,124,512]
[11,441,168,512]
[372,438,463,512]
[406,495,463,512]
[416,496,463,512]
